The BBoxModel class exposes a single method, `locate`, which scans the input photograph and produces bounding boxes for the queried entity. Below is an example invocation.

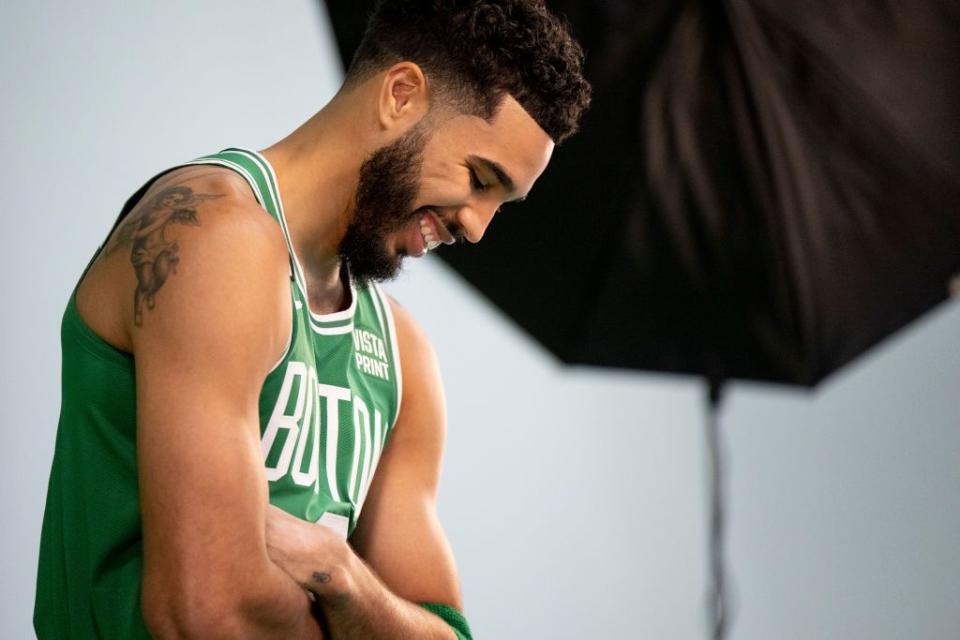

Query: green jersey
[35,148,403,638]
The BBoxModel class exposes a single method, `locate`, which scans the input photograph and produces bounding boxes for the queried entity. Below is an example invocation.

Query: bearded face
[337,124,428,287]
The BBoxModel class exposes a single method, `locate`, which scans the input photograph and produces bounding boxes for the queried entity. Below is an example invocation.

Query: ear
[377,62,429,131]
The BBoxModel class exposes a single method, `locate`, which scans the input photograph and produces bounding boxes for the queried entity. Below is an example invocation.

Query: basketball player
[35,1,589,637]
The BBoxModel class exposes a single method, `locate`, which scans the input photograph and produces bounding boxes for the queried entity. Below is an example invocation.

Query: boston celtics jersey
[35,148,402,639]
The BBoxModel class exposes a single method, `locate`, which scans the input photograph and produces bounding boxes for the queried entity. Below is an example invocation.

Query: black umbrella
[323,0,960,636]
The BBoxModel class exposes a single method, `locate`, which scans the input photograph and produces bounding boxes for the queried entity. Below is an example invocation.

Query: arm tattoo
[300,572,333,597]
[106,184,223,326]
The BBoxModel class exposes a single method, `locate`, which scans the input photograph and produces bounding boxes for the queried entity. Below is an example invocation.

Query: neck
[260,89,373,309]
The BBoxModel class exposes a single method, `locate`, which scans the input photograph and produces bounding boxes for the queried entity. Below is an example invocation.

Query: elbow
[142,572,297,640]
[141,567,311,640]
[142,585,246,640]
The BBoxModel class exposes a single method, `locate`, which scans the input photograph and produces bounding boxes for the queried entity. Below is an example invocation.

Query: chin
[345,253,404,287]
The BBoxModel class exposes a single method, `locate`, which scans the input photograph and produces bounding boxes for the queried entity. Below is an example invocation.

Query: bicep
[132,206,292,610]
[350,300,462,609]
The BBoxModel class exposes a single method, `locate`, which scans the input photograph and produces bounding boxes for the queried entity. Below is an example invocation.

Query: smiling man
[34,1,589,638]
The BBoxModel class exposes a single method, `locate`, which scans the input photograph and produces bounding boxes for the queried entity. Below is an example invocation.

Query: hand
[265,505,356,600]
[267,505,455,640]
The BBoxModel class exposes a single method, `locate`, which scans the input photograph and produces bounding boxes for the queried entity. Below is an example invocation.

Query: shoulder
[139,164,285,250]
[119,166,289,362]
[97,163,288,276]
[140,168,286,298]
[77,164,290,354]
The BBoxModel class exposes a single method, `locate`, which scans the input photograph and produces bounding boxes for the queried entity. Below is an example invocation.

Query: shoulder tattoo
[106,183,224,326]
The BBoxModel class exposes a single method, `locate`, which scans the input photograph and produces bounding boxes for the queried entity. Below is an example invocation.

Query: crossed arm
[128,173,462,638]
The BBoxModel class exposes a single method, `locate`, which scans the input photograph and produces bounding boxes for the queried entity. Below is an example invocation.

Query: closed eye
[468,167,489,192]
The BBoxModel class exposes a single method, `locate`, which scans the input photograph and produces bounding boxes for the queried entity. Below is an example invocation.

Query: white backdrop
[2,2,958,638]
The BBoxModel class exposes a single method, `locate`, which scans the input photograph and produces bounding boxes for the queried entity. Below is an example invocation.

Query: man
[35,0,589,637]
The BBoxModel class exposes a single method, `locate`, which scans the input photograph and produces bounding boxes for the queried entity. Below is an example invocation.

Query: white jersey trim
[373,284,403,428]
[367,285,388,338]
[308,319,354,335]
[181,157,267,205]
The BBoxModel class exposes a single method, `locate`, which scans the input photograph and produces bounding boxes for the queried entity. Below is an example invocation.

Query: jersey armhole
[267,284,297,374]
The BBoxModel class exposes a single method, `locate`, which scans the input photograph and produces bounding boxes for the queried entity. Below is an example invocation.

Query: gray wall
[2,2,958,638]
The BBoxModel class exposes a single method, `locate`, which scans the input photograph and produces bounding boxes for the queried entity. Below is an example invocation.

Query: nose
[456,199,501,244]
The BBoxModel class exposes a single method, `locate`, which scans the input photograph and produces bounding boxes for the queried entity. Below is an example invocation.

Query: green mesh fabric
[419,602,473,640]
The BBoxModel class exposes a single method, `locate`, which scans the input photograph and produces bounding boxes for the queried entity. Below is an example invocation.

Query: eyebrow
[468,155,525,201]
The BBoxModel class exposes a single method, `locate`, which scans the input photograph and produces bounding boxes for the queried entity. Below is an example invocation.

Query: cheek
[413,171,469,209]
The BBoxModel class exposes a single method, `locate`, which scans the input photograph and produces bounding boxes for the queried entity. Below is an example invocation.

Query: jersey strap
[181,147,303,285]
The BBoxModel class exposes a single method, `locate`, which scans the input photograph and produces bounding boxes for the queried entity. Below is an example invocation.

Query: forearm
[313,552,454,640]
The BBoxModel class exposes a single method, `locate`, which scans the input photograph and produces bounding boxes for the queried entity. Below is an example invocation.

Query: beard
[338,124,428,288]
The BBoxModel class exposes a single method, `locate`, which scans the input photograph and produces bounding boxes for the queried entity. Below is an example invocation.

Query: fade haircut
[345,0,591,144]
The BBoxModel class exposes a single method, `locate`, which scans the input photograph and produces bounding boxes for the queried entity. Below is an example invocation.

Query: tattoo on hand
[107,184,223,326]
[312,571,332,584]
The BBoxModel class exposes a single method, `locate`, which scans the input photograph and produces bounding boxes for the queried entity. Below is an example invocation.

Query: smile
[418,210,455,253]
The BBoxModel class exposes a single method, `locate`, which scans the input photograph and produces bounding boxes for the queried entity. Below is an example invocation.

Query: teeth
[419,214,440,252]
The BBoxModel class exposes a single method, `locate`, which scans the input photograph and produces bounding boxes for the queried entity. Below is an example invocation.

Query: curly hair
[345,0,591,144]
